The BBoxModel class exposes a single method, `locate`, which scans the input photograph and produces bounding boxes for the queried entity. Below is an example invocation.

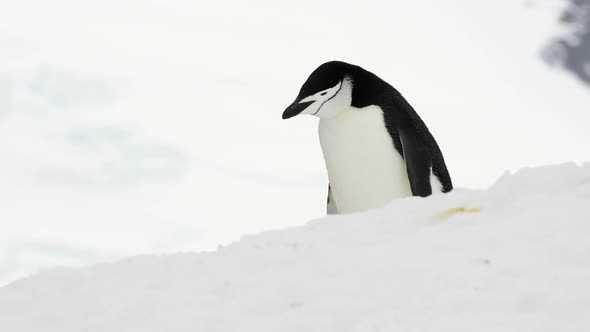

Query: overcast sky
[1,0,589,285]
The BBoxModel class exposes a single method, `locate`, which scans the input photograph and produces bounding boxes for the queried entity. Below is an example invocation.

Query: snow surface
[1,163,589,331]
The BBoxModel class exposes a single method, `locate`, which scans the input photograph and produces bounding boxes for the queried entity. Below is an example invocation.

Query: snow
[2,0,590,287]
[1,163,589,331]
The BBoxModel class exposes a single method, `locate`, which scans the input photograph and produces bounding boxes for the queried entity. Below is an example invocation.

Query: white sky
[0,0,588,285]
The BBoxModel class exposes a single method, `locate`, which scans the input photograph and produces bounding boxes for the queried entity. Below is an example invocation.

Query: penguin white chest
[319,106,412,213]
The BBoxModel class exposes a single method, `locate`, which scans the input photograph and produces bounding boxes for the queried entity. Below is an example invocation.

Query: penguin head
[282,61,356,120]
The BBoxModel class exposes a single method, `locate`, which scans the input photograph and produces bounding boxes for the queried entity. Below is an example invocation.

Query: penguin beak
[282,101,313,119]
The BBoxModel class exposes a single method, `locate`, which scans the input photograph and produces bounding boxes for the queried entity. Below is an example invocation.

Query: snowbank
[1,163,590,332]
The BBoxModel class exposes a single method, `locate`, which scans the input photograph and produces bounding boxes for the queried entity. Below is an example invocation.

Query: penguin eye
[320,91,328,96]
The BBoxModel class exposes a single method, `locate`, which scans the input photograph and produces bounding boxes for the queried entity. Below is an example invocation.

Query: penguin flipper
[399,126,432,197]
[327,184,338,214]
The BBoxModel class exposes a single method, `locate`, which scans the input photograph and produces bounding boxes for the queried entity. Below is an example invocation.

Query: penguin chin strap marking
[313,80,344,116]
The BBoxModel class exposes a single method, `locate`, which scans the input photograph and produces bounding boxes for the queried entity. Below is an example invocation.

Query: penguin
[282,61,452,214]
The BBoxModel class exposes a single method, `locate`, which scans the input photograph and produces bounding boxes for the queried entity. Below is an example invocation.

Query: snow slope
[1,163,589,331]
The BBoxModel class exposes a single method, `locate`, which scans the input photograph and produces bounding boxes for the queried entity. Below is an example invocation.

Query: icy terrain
[1,163,589,331]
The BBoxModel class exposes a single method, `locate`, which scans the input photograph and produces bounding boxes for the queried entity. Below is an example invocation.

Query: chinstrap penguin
[282,61,452,214]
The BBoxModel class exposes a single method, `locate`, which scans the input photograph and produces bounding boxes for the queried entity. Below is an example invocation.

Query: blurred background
[1,0,589,285]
